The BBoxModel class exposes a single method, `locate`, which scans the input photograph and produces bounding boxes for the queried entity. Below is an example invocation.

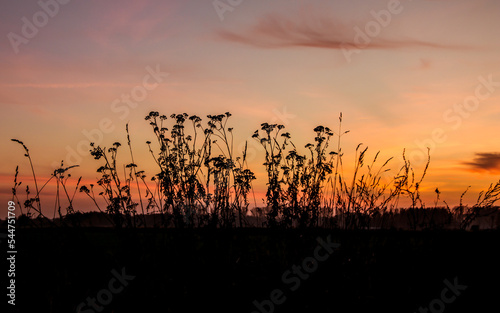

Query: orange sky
[1,0,500,217]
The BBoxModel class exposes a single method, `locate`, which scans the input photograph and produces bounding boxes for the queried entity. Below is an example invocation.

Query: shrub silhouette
[10,112,500,230]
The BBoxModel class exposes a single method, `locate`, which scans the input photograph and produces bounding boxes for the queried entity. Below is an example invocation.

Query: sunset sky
[1,0,500,217]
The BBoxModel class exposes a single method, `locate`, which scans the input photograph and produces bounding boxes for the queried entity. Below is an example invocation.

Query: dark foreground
[2,228,499,313]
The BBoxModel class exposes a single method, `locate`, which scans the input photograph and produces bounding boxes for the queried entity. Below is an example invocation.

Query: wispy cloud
[217,13,465,51]
[463,153,500,173]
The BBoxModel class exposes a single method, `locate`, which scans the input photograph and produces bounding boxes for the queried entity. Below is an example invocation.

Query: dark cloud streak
[217,14,466,51]
[463,153,500,173]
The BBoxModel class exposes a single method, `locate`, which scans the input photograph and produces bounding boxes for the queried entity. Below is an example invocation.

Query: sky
[1,0,500,217]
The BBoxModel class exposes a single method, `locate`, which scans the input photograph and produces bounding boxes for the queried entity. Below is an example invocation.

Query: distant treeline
[3,207,500,231]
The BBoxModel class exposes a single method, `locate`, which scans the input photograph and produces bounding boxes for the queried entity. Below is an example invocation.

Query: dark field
[3,228,499,313]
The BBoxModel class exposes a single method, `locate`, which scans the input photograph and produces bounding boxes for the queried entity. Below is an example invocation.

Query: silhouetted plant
[126,123,147,227]
[11,140,79,227]
[459,180,500,230]
[11,166,23,215]
[398,148,430,230]
[252,122,289,227]
[52,161,80,221]
[298,125,335,227]
[144,111,255,228]
[11,139,43,217]
[83,142,138,228]
[11,113,500,230]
